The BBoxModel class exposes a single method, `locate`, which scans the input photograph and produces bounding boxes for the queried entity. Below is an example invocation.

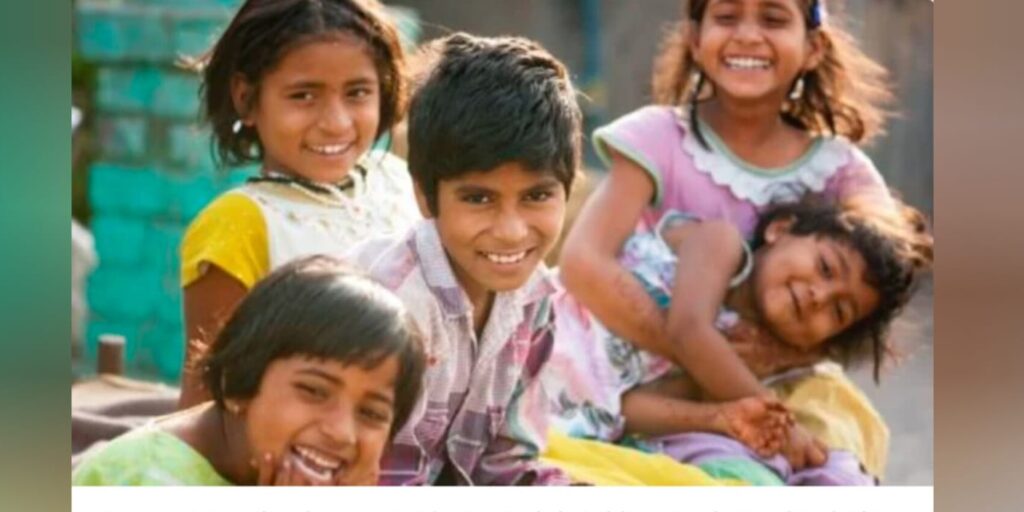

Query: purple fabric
[651,432,875,486]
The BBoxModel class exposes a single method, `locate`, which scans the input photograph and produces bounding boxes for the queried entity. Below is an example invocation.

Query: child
[73,256,426,486]
[177,0,421,408]
[545,197,932,485]
[344,33,582,485]
[558,0,897,463]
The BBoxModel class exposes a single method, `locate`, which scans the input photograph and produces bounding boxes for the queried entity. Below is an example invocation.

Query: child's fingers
[256,453,275,486]
[275,457,296,486]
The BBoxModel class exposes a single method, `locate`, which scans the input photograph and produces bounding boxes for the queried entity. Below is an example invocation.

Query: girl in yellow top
[178,0,420,408]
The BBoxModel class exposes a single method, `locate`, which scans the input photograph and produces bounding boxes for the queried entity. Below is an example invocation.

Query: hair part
[187,0,407,168]
[751,195,933,383]
[406,32,583,215]
[199,255,425,436]
[652,0,893,148]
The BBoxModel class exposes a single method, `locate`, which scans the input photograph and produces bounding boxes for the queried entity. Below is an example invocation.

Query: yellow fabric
[771,365,890,479]
[541,430,743,486]
[180,192,269,289]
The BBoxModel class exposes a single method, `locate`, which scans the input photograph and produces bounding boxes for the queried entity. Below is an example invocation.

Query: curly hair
[653,0,893,147]
[185,0,408,168]
[751,195,933,383]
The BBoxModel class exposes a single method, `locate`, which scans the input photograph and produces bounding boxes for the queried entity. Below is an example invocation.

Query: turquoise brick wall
[77,0,252,383]
[78,0,418,383]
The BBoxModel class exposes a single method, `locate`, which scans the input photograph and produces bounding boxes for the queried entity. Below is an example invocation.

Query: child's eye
[360,406,392,425]
[295,382,328,401]
[524,189,553,202]
[347,87,374,100]
[819,256,833,279]
[461,193,492,205]
[714,13,738,24]
[289,91,315,102]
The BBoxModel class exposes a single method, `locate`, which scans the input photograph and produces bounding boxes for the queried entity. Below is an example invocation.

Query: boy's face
[240,355,398,485]
[752,220,880,350]
[420,162,567,305]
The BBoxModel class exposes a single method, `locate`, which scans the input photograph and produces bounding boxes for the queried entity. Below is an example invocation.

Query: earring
[225,400,242,415]
[688,70,713,102]
[789,75,805,101]
[231,119,244,134]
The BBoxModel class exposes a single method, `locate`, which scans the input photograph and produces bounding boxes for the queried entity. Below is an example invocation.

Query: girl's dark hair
[751,195,933,383]
[653,0,893,148]
[200,255,425,436]
[189,0,407,167]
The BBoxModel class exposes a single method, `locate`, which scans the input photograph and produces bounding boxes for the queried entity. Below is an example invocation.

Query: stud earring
[225,400,242,415]
[232,119,244,134]
[789,75,805,101]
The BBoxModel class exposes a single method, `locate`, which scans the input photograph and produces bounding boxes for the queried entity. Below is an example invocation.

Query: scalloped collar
[676,109,851,206]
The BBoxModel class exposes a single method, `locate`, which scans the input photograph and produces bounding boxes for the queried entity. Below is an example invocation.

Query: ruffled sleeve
[592,106,683,208]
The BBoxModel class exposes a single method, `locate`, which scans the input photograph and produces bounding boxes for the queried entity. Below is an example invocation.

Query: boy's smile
[422,162,567,317]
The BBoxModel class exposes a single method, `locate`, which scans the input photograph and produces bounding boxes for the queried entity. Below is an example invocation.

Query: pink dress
[591,105,890,238]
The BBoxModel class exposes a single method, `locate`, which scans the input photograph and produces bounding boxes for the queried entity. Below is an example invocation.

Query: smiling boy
[345,33,581,485]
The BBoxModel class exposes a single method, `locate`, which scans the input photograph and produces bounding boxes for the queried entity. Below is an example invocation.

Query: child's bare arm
[179,266,247,409]
[664,220,768,401]
[621,377,789,456]
[559,150,678,360]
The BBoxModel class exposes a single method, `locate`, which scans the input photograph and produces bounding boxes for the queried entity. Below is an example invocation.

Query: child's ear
[803,29,828,71]
[230,73,254,125]
[413,181,434,219]
[764,216,797,244]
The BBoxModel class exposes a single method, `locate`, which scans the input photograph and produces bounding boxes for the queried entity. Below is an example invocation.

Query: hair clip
[808,0,828,29]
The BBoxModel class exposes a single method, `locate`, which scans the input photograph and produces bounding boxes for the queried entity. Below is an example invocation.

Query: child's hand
[714,396,793,458]
[780,424,829,470]
[724,321,824,378]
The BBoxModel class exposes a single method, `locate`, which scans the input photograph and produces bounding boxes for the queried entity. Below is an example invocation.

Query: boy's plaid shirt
[347,220,570,485]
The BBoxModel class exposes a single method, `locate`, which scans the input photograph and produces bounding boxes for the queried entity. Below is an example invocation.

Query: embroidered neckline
[676,109,851,206]
[248,165,369,208]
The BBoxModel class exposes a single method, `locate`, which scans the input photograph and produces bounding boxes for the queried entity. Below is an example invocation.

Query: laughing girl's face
[240,355,398,485]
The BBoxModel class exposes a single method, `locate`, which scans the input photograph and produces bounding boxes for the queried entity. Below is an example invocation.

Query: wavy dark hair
[751,195,933,383]
[200,255,426,437]
[653,0,893,148]
[186,0,407,167]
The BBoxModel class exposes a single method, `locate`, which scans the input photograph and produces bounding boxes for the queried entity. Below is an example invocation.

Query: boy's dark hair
[751,195,933,383]
[200,255,425,436]
[192,0,407,167]
[407,32,582,214]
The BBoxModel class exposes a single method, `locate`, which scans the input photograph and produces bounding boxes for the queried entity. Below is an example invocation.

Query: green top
[72,425,231,486]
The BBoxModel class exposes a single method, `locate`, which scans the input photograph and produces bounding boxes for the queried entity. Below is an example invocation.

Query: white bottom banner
[74,486,934,512]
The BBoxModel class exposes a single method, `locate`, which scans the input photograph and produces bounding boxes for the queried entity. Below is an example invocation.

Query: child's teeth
[294,445,342,470]
[485,251,527,265]
[726,57,770,69]
[310,144,350,155]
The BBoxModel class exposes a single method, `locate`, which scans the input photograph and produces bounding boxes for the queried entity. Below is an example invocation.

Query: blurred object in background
[72,105,98,367]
